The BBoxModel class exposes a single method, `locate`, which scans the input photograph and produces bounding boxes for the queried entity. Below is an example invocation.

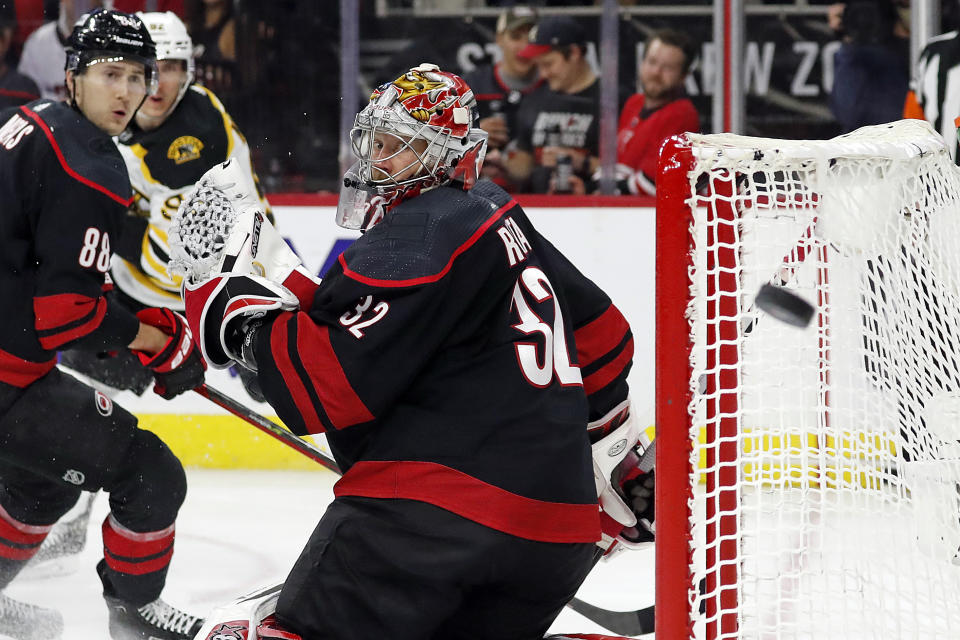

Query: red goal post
[655,121,960,639]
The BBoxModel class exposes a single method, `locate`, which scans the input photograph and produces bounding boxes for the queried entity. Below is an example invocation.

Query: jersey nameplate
[0,114,34,150]
[167,135,204,164]
[497,216,532,267]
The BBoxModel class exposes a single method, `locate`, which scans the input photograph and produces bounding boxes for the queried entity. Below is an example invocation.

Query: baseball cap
[519,15,586,59]
[496,6,537,34]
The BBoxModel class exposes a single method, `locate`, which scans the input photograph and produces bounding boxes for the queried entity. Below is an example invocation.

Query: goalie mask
[335,63,488,231]
[66,9,158,98]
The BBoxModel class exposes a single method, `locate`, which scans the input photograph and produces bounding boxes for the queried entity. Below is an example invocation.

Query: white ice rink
[5,469,654,639]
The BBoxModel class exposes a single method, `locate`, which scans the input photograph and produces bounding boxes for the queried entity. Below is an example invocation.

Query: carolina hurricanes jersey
[616,93,700,195]
[0,100,140,388]
[0,69,40,111]
[252,180,633,544]
[112,85,271,310]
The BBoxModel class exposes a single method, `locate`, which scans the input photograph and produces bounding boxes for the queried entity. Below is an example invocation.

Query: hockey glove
[619,464,655,545]
[168,159,321,307]
[132,308,206,399]
[590,399,641,528]
[183,273,298,370]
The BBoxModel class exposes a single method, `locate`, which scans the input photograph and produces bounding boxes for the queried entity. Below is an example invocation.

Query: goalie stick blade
[566,598,654,636]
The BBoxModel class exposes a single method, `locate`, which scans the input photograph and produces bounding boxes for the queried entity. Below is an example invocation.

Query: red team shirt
[616,93,699,195]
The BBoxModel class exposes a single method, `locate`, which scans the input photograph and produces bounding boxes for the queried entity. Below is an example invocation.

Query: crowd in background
[2,0,959,194]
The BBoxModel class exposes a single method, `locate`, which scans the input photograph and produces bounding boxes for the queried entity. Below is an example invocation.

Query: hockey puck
[754,283,815,328]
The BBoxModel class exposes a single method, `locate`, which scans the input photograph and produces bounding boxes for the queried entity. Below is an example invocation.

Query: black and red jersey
[253,180,632,544]
[463,62,543,140]
[0,100,140,388]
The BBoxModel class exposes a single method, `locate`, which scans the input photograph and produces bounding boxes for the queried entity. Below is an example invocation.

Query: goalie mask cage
[655,120,960,639]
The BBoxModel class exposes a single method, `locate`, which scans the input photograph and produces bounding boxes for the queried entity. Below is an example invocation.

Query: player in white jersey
[112,11,271,311]
[59,11,271,397]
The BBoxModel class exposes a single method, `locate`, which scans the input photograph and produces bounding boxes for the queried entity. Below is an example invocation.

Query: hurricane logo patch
[95,390,113,416]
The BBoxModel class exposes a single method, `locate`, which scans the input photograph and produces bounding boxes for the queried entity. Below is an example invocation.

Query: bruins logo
[167,135,204,164]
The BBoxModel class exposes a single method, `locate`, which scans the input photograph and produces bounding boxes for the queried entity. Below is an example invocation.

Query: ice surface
[5,469,653,639]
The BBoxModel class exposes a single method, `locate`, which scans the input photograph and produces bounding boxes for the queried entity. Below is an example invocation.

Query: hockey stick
[197,384,655,635]
[567,598,654,637]
[194,383,341,474]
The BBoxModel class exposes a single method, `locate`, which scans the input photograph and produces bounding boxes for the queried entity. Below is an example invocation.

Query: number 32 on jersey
[510,266,581,388]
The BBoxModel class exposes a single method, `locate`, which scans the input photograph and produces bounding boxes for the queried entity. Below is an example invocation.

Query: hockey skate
[20,493,96,580]
[103,593,203,640]
[0,593,63,640]
[99,560,203,640]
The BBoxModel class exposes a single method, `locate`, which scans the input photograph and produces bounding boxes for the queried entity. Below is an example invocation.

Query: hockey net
[655,120,960,639]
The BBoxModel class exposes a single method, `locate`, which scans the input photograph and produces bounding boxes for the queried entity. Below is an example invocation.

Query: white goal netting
[665,120,960,639]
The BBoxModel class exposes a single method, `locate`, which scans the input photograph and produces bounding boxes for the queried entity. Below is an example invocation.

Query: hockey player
[0,9,205,640]
[60,10,272,399]
[175,64,646,639]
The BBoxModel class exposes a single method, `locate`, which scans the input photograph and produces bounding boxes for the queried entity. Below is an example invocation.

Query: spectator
[18,0,104,101]
[614,29,699,196]
[829,0,909,133]
[463,5,543,188]
[505,15,602,194]
[0,4,39,109]
[185,0,234,95]
[903,7,960,162]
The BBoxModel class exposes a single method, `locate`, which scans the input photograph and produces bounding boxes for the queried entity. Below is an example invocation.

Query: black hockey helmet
[65,8,158,95]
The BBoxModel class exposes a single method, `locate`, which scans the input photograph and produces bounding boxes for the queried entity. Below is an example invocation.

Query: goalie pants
[0,369,186,604]
[276,496,597,640]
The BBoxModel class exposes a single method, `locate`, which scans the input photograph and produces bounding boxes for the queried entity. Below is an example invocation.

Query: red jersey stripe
[283,268,321,308]
[338,199,517,288]
[20,106,133,207]
[33,293,107,349]
[0,348,55,387]
[574,304,630,367]
[0,89,38,101]
[295,320,374,430]
[104,547,174,575]
[269,312,325,433]
[0,541,41,561]
[334,460,601,543]
[102,517,175,559]
[583,337,634,396]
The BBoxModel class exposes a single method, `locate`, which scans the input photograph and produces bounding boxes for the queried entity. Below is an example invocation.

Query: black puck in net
[754,283,815,328]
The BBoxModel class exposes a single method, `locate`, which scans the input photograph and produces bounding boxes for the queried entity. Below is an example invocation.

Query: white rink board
[117,204,657,425]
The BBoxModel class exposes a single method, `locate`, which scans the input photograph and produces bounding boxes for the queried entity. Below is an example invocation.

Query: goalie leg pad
[191,582,284,640]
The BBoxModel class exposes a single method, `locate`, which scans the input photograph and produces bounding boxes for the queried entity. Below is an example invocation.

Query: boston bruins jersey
[112,85,271,309]
[252,180,633,544]
[0,100,140,388]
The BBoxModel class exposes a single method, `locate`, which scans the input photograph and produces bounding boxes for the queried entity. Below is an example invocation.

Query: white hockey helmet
[136,11,194,107]
[336,63,488,231]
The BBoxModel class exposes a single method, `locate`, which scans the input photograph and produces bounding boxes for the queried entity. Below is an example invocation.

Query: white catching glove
[169,159,308,287]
